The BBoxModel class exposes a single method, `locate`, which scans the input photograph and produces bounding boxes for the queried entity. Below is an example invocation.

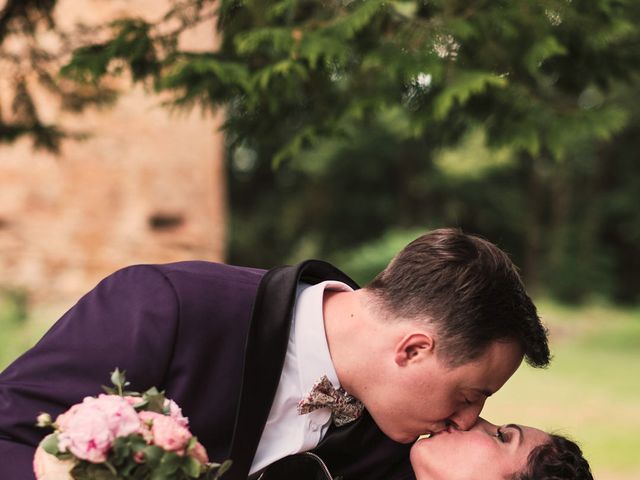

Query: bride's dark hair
[514,434,594,480]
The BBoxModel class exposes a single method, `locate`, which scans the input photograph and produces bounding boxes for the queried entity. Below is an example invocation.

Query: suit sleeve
[0,265,180,479]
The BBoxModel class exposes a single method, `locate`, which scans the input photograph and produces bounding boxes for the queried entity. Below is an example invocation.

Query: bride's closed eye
[495,427,511,443]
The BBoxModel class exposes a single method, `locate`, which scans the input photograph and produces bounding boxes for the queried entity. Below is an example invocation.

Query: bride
[258,417,594,480]
[411,417,592,480]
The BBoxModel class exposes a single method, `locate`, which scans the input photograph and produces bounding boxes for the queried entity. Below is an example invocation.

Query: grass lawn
[0,295,56,370]
[1,298,639,478]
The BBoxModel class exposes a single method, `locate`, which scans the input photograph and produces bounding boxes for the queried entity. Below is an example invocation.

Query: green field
[1,298,639,478]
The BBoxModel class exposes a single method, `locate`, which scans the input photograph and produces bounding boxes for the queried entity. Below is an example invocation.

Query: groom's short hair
[366,228,550,368]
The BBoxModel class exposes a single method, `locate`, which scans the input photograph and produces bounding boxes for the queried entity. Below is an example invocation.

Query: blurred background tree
[0,0,115,150]
[4,0,640,303]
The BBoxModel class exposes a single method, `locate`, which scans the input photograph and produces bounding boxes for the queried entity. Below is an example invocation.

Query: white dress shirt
[249,280,354,475]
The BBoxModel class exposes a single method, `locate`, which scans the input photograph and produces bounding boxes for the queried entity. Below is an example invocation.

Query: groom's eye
[462,395,479,406]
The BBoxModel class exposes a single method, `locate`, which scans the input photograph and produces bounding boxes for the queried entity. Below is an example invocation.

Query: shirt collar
[293,280,354,396]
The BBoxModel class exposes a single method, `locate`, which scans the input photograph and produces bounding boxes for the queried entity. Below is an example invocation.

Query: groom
[0,228,550,479]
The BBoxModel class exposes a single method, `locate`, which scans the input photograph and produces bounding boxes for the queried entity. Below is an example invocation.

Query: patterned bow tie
[297,375,364,427]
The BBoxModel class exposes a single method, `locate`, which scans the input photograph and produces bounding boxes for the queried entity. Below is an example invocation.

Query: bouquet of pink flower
[33,369,231,480]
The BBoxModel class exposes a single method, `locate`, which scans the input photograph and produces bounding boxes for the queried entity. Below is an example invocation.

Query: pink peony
[57,410,112,462]
[93,394,141,437]
[54,403,81,431]
[57,394,140,463]
[33,441,75,480]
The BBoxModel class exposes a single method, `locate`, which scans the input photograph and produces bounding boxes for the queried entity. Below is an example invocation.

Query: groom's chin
[380,428,419,444]
[368,412,420,443]
[397,434,420,444]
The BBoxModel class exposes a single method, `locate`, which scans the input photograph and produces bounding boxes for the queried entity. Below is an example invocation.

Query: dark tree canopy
[4,0,640,301]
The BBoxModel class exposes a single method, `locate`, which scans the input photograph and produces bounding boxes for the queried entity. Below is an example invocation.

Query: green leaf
[111,440,130,463]
[434,71,508,119]
[41,433,60,456]
[326,0,386,41]
[143,445,165,467]
[60,44,112,84]
[150,470,171,480]
[524,35,567,74]
[130,434,148,453]
[70,462,119,480]
[213,459,233,480]
[181,456,201,478]
[158,451,181,475]
[142,387,167,413]
[234,28,294,56]
[272,125,318,168]
[391,1,417,19]
[186,436,197,451]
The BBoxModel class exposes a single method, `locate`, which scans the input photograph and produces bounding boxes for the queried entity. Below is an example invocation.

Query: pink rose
[33,441,75,480]
[164,399,189,427]
[189,441,209,465]
[138,411,164,443]
[57,395,140,463]
[139,411,192,452]
[124,395,144,408]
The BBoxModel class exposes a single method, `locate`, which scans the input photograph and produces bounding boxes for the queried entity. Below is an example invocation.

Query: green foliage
[0,289,49,369]
[433,71,508,120]
[61,19,159,84]
[332,228,431,285]
[65,0,640,166]
[5,0,640,301]
[102,370,169,414]
[60,435,226,480]
[0,288,28,324]
[0,0,56,43]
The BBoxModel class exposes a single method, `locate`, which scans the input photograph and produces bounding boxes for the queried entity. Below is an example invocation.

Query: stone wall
[0,0,226,307]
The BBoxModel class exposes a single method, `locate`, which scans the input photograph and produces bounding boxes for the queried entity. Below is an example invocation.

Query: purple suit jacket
[0,261,413,479]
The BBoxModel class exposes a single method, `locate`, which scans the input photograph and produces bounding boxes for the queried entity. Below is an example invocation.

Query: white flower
[33,441,75,480]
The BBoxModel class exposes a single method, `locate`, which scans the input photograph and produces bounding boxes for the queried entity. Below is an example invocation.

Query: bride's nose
[470,417,497,432]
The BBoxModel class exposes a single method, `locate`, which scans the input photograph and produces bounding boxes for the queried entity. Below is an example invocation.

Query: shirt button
[310,422,319,432]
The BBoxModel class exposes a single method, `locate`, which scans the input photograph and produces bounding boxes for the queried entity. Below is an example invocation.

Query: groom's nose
[446,403,484,431]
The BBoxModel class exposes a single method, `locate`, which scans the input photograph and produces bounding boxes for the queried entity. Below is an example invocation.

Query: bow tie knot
[297,375,364,427]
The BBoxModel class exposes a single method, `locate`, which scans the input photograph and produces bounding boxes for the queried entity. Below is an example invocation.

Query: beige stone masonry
[0,0,225,306]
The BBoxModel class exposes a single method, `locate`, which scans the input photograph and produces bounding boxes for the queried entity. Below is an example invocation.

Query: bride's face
[410,418,549,480]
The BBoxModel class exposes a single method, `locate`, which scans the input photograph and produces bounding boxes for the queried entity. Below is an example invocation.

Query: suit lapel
[226,260,359,480]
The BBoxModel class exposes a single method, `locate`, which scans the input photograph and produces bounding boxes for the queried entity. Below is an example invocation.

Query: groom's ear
[394,332,435,366]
